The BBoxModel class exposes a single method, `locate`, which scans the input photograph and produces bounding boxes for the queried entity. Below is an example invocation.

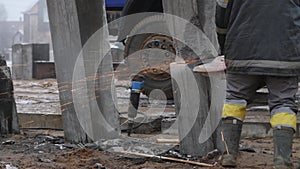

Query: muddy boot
[294,163,300,169]
[221,118,243,168]
[273,127,294,169]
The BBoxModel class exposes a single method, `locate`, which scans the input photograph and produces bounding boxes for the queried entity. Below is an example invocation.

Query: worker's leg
[127,75,145,136]
[128,91,140,120]
[221,74,265,167]
[266,76,298,169]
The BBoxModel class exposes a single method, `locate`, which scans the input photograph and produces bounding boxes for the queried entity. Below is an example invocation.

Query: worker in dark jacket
[216,0,300,168]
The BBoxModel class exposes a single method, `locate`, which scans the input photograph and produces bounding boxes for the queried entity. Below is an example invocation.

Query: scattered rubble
[0,128,299,168]
[5,79,300,168]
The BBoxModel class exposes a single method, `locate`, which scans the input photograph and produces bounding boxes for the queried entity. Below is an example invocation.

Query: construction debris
[114,150,214,167]
[156,139,179,143]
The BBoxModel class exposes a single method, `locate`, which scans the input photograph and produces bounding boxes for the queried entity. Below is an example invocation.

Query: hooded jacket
[219,0,300,76]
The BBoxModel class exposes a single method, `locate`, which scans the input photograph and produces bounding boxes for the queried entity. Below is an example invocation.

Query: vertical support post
[171,63,214,156]
[162,0,219,60]
[12,44,33,80]
[47,0,119,143]
[164,0,224,156]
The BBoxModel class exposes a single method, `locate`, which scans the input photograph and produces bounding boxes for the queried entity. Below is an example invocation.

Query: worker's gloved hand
[193,56,226,73]
[131,81,144,92]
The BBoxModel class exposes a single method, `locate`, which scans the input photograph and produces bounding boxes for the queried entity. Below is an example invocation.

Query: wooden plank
[18,113,63,129]
[156,139,179,143]
[47,0,119,143]
[115,150,214,167]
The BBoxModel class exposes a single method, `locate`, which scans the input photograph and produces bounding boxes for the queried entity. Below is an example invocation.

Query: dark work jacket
[224,0,300,76]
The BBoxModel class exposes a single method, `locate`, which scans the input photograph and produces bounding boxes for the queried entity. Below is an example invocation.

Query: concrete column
[12,43,49,80]
[164,0,224,156]
[162,0,219,60]
[12,44,33,80]
[47,0,119,143]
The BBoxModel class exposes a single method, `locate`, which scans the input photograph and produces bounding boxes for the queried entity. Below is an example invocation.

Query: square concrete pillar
[12,43,49,80]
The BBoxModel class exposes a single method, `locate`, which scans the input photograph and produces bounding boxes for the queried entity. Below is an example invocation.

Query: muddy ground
[1,79,299,169]
[1,129,300,169]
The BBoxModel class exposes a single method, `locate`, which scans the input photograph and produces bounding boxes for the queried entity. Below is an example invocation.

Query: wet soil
[1,130,300,169]
[4,79,299,169]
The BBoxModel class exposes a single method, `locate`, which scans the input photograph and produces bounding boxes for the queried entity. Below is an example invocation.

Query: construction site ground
[1,78,299,169]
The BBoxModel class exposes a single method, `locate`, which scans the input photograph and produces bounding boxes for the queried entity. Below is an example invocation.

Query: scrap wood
[156,139,179,143]
[114,150,214,167]
[221,131,229,155]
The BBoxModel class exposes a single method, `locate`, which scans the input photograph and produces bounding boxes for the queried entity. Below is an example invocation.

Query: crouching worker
[0,55,19,134]
[217,0,300,168]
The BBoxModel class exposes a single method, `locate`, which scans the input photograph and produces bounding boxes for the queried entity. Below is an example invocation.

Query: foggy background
[0,0,37,21]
